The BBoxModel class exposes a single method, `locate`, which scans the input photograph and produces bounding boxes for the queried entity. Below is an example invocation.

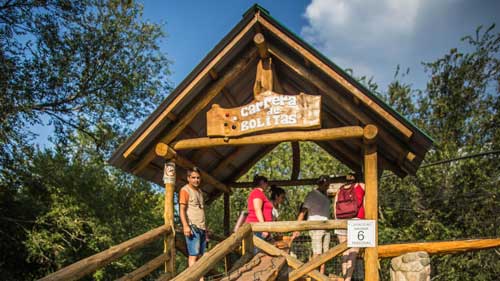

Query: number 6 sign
[347,220,376,247]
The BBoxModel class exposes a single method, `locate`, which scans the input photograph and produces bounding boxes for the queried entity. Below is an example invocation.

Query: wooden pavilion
[108,4,433,281]
[39,4,500,281]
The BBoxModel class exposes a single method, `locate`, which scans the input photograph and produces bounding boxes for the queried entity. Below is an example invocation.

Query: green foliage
[0,1,169,279]
[380,24,500,280]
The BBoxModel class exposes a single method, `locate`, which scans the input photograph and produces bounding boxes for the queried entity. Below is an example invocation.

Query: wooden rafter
[268,44,410,161]
[123,15,259,159]
[131,48,258,174]
[259,16,413,139]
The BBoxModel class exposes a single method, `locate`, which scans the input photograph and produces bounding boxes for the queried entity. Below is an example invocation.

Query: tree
[380,24,500,280]
[0,0,170,279]
[0,0,170,160]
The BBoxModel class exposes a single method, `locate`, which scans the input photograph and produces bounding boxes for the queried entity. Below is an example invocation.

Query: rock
[390,252,431,281]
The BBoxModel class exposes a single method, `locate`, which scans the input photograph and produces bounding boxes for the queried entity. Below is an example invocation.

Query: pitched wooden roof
[109,5,433,196]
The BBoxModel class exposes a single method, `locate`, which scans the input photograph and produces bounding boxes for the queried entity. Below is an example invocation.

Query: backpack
[335,184,359,219]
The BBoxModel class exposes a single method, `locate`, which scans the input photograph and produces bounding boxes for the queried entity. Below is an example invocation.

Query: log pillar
[224,193,230,237]
[363,125,379,281]
[162,155,177,276]
[223,192,231,271]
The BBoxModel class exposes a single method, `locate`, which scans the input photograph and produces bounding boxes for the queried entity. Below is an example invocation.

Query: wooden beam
[251,220,347,233]
[156,143,231,193]
[223,193,230,237]
[123,15,259,159]
[254,32,269,59]
[289,242,348,281]
[364,142,379,281]
[378,238,500,258]
[131,48,258,175]
[253,57,274,96]
[117,253,170,281]
[171,224,252,281]
[259,17,413,139]
[363,124,378,144]
[291,142,300,180]
[228,175,350,188]
[269,45,409,159]
[253,238,330,281]
[163,159,176,275]
[170,127,364,151]
[39,226,170,281]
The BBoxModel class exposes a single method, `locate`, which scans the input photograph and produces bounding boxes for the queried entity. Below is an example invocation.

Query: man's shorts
[308,215,330,255]
[186,225,206,256]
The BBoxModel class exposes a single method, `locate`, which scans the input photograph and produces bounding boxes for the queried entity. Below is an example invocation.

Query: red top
[354,184,365,219]
[246,188,273,223]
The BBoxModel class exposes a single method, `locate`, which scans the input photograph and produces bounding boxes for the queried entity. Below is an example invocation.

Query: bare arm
[179,203,192,237]
[253,198,269,238]
[292,208,308,239]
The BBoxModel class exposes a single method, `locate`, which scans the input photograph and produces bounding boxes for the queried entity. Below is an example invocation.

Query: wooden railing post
[163,159,176,276]
[364,125,379,281]
[242,230,254,256]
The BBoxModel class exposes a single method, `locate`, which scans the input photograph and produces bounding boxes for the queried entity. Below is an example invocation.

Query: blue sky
[33,0,500,147]
[142,0,500,91]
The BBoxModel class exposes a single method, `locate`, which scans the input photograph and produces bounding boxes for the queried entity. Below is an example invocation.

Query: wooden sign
[207,90,321,137]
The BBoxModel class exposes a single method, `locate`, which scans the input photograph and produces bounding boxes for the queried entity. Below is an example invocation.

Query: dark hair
[270,185,285,201]
[253,174,268,185]
[317,175,329,185]
[187,167,201,176]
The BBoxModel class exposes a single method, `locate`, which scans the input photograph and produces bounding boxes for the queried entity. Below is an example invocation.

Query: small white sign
[347,220,376,248]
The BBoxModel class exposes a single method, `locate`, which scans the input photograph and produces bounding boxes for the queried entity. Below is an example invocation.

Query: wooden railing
[39,225,171,281]
[171,223,253,281]
[39,220,500,281]
[173,220,348,281]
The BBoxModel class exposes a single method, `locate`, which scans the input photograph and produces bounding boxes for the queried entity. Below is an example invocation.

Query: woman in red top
[246,175,273,240]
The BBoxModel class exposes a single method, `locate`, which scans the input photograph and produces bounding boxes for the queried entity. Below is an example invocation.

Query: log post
[363,124,379,281]
[224,193,230,237]
[253,33,269,59]
[163,159,176,276]
[223,192,231,271]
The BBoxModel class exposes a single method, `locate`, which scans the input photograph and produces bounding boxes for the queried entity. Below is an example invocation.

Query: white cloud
[301,0,427,87]
[303,0,423,44]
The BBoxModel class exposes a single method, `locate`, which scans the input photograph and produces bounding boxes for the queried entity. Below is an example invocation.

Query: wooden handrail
[378,238,500,258]
[117,253,170,281]
[171,224,252,281]
[289,242,348,281]
[39,225,170,281]
[253,237,330,281]
[250,220,347,232]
